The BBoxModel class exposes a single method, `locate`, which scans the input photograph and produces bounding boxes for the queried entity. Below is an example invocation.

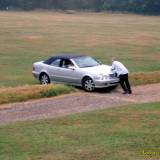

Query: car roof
[52,54,85,59]
[44,54,86,64]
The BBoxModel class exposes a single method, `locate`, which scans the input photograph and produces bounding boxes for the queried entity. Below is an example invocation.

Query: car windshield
[73,56,101,68]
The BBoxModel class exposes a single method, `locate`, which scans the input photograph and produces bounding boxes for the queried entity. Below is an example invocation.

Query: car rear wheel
[82,77,95,92]
[40,73,50,85]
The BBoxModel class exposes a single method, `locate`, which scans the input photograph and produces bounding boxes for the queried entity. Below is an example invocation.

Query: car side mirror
[68,66,75,70]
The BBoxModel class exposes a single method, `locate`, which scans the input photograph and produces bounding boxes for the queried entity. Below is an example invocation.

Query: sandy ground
[0,83,159,125]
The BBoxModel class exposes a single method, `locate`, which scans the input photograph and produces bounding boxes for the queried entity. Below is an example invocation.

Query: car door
[46,58,81,84]
[57,59,81,84]
[46,58,64,82]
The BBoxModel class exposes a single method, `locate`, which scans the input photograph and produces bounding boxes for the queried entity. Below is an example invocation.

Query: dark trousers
[119,74,132,93]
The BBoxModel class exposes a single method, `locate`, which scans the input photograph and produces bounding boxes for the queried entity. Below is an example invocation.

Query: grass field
[0,11,160,87]
[0,11,160,160]
[0,102,160,160]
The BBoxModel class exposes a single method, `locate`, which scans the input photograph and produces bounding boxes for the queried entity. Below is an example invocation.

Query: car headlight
[94,74,107,80]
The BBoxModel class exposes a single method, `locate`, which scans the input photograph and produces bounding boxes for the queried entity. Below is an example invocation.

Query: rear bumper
[32,71,39,79]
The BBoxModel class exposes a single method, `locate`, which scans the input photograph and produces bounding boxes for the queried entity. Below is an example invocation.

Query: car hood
[81,64,112,75]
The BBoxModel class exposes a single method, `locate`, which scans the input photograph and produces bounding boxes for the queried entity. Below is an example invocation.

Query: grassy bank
[0,102,160,160]
[0,71,159,105]
[0,11,160,87]
[130,71,160,85]
[0,84,76,105]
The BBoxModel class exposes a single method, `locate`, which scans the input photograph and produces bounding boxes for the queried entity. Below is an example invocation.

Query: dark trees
[0,0,160,14]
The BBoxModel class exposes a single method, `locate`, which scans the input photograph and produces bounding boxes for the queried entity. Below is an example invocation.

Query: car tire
[82,77,95,92]
[40,73,50,85]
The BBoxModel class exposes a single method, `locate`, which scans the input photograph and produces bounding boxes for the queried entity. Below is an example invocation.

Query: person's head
[112,57,117,62]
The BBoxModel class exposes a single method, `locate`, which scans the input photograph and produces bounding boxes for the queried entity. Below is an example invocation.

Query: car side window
[50,58,61,67]
[60,59,74,68]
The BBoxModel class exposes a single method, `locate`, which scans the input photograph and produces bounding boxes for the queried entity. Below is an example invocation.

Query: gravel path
[0,83,160,125]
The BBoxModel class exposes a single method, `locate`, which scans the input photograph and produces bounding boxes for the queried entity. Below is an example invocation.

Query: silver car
[32,54,119,91]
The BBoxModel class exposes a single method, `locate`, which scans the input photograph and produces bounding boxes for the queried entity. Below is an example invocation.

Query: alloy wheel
[40,74,50,84]
[83,78,95,91]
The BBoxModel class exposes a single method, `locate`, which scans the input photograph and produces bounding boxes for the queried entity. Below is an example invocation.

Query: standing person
[111,58,132,94]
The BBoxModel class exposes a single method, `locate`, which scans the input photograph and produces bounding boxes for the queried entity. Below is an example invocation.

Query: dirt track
[0,83,160,125]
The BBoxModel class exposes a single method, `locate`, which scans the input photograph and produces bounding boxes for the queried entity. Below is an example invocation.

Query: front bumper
[94,78,119,88]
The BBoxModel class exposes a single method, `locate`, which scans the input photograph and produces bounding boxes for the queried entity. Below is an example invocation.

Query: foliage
[40,84,75,97]
[0,0,160,14]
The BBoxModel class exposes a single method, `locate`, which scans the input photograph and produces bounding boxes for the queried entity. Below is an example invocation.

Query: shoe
[128,91,132,94]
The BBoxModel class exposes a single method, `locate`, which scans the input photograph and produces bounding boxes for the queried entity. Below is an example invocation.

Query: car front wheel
[40,73,50,85]
[82,77,95,92]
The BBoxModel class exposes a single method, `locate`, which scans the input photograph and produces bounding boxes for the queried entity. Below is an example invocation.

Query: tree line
[0,0,160,14]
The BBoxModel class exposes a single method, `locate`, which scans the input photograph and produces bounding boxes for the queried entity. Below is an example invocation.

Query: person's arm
[111,62,118,76]
[111,62,115,71]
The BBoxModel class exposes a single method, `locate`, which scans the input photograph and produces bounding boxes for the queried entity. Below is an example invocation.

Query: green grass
[0,11,160,87]
[0,102,160,160]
